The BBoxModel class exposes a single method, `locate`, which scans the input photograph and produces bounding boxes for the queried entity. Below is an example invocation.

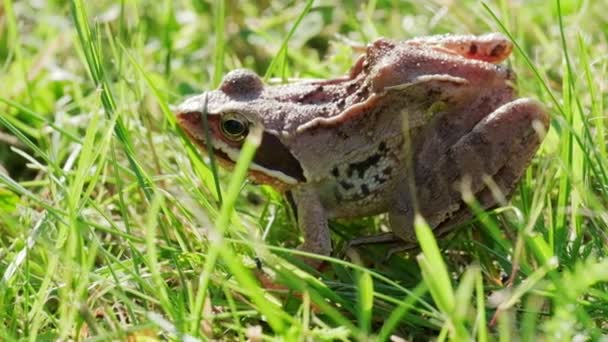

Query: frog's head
[175,69,305,191]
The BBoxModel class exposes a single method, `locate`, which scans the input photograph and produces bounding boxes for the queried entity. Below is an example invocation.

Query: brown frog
[176,33,549,261]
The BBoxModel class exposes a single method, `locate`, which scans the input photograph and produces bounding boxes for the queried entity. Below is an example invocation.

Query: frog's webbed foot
[342,237,426,267]
[346,232,400,246]
[342,205,419,262]
[344,232,419,262]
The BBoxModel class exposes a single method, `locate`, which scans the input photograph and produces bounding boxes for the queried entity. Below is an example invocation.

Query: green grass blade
[357,270,373,335]
[263,0,314,81]
[71,0,154,201]
[212,0,226,87]
[377,283,428,342]
[415,215,455,315]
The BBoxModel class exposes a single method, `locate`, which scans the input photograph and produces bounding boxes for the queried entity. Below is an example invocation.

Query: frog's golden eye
[219,113,249,142]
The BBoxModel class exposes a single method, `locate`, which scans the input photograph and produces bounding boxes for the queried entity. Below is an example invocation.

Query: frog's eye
[219,113,249,142]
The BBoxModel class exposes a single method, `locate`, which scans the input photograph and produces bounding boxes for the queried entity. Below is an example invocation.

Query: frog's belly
[317,167,401,219]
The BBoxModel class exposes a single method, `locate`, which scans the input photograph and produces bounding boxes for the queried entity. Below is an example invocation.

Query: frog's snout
[176,111,202,129]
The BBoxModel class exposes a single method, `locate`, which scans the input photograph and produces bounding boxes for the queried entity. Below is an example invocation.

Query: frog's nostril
[468,43,478,55]
[490,44,507,58]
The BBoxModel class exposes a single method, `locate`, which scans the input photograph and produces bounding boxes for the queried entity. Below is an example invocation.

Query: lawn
[1,0,607,340]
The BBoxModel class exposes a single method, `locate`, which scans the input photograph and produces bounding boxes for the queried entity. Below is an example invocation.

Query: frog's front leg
[290,186,332,265]
[254,187,331,290]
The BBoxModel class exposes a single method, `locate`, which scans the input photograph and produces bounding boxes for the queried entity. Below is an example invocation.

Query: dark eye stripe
[253,132,305,182]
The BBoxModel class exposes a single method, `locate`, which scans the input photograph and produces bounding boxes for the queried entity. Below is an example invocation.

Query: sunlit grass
[0,0,607,340]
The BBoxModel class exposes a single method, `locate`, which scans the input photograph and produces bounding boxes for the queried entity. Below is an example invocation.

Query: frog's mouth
[176,110,306,191]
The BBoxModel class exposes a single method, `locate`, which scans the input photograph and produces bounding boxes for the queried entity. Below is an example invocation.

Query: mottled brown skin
[176,33,549,260]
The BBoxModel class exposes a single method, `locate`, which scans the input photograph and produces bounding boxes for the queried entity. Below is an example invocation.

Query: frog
[175,33,549,262]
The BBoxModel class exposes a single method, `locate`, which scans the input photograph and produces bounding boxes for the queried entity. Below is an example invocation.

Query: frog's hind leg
[455,98,549,209]
[347,98,549,257]
[419,98,547,240]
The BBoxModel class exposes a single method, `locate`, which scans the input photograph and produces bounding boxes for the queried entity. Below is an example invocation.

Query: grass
[0,0,607,340]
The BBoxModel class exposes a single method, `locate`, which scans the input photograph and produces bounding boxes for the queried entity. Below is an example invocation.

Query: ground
[0,0,607,340]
